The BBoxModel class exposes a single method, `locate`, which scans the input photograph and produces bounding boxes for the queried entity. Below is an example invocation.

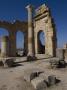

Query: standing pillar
[26,5,34,56]
[9,31,16,57]
[1,36,9,57]
[47,16,57,56]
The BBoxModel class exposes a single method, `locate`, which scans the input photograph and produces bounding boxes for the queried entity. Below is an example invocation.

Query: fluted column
[26,5,34,56]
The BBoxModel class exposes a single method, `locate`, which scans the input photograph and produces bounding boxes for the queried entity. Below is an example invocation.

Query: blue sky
[0,0,67,48]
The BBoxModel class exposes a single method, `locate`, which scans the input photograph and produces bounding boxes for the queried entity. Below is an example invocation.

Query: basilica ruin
[0,4,58,59]
[0,3,67,90]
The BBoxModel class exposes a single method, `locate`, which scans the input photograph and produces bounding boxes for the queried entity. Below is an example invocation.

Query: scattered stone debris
[23,69,43,82]
[23,68,60,90]
[24,71,38,82]
[31,76,47,90]
[48,75,56,85]
[59,59,66,68]
[56,48,64,60]
[5,59,14,67]
[2,58,15,68]
[49,58,66,69]
[0,61,4,66]
[31,73,60,90]
[27,55,36,61]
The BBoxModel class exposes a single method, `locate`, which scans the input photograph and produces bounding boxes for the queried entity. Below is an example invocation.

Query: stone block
[27,55,36,61]
[49,58,66,68]
[23,69,43,82]
[39,73,48,82]
[56,48,64,59]
[65,49,67,60]
[0,61,3,66]
[2,58,14,67]
[49,58,60,68]
[48,75,56,85]
[31,76,47,90]
[24,72,37,82]
[59,60,66,68]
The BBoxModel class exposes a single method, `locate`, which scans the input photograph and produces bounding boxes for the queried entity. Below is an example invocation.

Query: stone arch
[0,20,28,57]
[34,4,57,57]
[37,30,45,54]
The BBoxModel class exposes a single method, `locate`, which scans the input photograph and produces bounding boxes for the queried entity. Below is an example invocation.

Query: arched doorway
[37,30,45,54]
[16,31,25,56]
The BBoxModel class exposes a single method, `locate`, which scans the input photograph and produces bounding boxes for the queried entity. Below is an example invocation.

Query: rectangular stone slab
[23,68,43,82]
[31,76,47,90]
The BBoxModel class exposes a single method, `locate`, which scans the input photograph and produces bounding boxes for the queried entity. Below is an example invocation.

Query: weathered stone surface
[39,73,59,86]
[0,4,57,58]
[2,58,14,67]
[0,61,3,66]
[27,55,36,61]
[0,36,9,57]
[49,58,60,68]
[24,72,37,82]
[65,49,67,60]
[39,73,48,82]
[23,69,43,82]
[56,48,64,59]
[5,59,14,67]
[59,60,66,68]
[48,75,56,85]
[31,76,47,90]
[49,58,66,68]
[64,44,67,49]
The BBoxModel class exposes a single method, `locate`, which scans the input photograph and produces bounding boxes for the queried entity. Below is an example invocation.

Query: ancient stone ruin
[0,4,57,58]
[0,4,67,67]
[0,3,67,90]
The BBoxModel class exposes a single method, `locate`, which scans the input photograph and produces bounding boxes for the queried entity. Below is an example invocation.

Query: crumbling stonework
[0,4,57,58]
[34,4,57,56]
[0,36,9,57]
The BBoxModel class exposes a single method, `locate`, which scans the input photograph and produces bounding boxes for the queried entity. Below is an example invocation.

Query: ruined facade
[0,4,57,58]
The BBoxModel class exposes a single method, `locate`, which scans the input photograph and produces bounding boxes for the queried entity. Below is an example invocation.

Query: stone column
[26,5,34,56]
[1,36,9,57]
[24,32,28,56]
[9,31,16,57]
[34,31,38,55]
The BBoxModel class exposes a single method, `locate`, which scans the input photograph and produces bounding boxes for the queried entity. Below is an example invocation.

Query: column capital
[26,4,33,11]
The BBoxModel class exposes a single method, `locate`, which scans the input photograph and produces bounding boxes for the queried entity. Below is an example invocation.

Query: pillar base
[27,54,37,61]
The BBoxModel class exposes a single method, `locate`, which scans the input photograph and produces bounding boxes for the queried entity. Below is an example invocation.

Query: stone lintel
[34,12,49,21]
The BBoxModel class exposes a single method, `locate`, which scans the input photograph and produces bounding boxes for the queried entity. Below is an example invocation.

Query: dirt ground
[0,58,67,90]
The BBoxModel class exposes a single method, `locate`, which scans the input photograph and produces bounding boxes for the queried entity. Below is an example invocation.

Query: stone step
[36,54,52,60]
